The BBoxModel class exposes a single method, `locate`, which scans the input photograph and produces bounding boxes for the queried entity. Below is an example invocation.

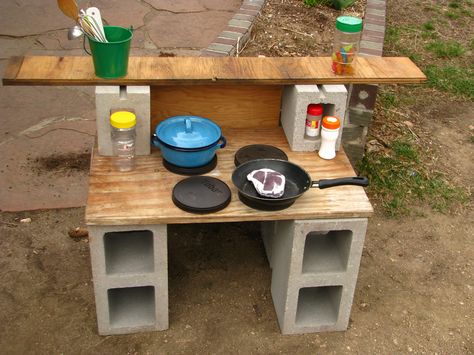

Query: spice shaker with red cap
[305,104,323,138]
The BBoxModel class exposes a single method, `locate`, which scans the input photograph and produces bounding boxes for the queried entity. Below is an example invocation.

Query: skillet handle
[312,177,369,189]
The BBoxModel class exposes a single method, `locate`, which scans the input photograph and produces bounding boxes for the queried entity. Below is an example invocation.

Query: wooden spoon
[57,0,79,21]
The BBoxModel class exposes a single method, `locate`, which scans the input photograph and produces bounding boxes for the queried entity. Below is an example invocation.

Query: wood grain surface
[151,85,282,130]
[3,56,426,86]
[86,128,373,225]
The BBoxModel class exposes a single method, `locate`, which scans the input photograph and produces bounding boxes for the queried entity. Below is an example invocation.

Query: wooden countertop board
[86,128,373,225]
[4,56,426,86]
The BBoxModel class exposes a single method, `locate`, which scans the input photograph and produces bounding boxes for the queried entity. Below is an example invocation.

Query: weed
[470,135,474,144]
[425,40,465,57]
[357,140,468,216]
[422,21,435,31]
[425,65,474,99]
[409,53,422,63]
[378,91,398,108]
[302,0,331,7]
[385,26,401,46]
[449,1,461,8]
[392,141,419,162]
[446,11,460,19]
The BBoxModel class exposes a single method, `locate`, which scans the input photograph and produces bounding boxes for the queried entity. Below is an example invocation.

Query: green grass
[425,65,474,99]
[422,21,435,31]
[385,26,401,47]
[449,1,461,8]
[426,40,465,57]
[302,0,331,6]
[357,140,468,216]
[378,91,398,108]
[446,11,461,19]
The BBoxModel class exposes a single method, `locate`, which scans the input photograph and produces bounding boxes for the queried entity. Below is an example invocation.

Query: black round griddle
[234,144,288,167]
[163,155,217,175]
[232,159,368,210]
[172,176,231,213]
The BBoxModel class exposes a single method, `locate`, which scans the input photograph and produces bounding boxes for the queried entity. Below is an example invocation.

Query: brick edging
[201,0,266,57]
[201,0,387,58]
[360,0,386,57]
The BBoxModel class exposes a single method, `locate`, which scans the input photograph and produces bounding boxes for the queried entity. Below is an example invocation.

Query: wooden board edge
[1,78,427,86]
[85,206,375,225]
[2,56,24,85]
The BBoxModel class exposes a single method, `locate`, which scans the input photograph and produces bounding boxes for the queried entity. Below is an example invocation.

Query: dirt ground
[0,208,472,354]
[1,0,474,354]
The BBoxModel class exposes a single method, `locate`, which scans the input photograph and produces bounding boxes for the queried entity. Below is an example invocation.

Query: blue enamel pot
[152,116,226,168]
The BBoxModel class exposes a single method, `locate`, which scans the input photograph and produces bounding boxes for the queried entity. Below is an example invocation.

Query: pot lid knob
[185,118,193,133]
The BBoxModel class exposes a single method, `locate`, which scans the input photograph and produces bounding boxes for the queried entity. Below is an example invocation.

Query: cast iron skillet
[231,159,369,211]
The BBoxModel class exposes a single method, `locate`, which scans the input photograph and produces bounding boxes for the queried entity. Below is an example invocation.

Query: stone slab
[147,11,235,48]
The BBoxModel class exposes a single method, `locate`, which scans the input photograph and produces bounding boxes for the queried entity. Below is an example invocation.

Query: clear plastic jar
[110,111,136,172]
[331,16,363,76]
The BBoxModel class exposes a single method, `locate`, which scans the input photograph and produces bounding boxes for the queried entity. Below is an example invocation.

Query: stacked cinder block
[88,225,168,335]
[344,0,387,164]
[261,218,368,334]
[95,86,151,156]
[280,85,348,152]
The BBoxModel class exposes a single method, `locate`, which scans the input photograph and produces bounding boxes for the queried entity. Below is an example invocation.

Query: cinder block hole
[108,286,156,329]
[303,103,336,142]
[295,286,342,327]
[119,85,127,100]
[302,230,352,273]
[322,103,335,117]
[104,230,154,275]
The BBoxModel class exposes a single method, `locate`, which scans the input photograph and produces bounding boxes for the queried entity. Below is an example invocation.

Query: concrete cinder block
[261,221,278,269]
[95,86,150,156]
[281,85,347,152]
[88,224,168,335]
[268,218,368,334]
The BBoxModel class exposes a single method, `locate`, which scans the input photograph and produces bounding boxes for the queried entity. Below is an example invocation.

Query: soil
[0,0,473,354]
[33,153,91,175]
[241,0,366,57]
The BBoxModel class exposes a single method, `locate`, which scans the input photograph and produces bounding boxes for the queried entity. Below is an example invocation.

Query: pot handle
[217,136,227,149]
[151,134,161,149]
[311,176,369,189]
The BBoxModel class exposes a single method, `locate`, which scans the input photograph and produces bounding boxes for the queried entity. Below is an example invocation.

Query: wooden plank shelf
[86,128,373,225]
[3,56,426,86]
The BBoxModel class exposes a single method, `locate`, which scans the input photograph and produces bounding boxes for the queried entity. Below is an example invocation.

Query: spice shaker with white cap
[318,116,340,160]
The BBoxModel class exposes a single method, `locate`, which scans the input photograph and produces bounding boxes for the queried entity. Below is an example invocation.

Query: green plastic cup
[87,26,133,79]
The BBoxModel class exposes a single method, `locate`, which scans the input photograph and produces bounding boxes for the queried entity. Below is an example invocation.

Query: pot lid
[172,176,231,213]
[234,144,288,167]
[156,116,221,149]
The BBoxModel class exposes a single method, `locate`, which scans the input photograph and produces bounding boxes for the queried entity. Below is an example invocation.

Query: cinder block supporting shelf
[86,127,372,335]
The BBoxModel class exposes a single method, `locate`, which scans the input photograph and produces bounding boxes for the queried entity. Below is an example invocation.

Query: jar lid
[322,116,341,129]
[336,16,363,33]
[110,111,136,129]
[155,116,221,149]
[307,104,323,116]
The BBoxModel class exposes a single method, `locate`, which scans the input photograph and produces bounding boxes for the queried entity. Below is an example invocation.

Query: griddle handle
[313,177,369,189]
